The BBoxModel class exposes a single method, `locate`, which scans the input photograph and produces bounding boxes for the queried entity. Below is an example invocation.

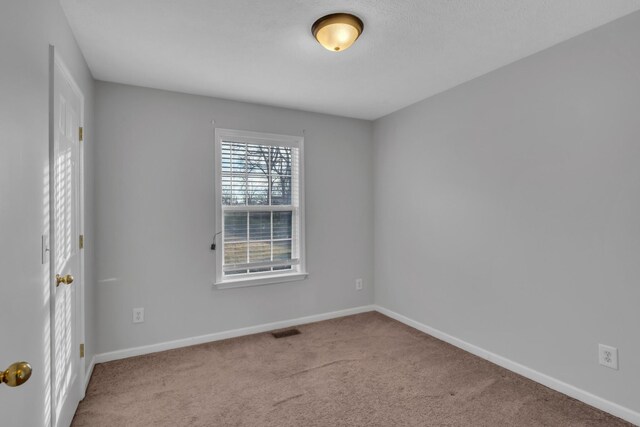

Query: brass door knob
[0,362,32,387]
[56,274,74,287]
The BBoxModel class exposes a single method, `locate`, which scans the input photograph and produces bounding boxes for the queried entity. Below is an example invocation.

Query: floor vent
[272,328,301,339]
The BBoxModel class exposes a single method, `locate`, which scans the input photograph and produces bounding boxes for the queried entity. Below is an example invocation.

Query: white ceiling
[61,1,640,120]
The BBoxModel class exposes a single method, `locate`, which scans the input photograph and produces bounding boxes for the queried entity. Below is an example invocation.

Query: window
[214,129,307,288]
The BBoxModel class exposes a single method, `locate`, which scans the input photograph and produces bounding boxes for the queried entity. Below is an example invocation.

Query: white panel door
[51,54,83,427]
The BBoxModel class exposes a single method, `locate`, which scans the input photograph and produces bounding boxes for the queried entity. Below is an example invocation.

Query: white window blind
[215,129,306,287]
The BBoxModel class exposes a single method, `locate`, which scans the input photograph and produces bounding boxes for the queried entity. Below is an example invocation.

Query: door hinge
[79,234,84,249]
[79,126,84,142]
[80,343,85,358]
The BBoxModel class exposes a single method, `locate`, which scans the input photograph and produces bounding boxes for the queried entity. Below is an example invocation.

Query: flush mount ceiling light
[312,13,364,52]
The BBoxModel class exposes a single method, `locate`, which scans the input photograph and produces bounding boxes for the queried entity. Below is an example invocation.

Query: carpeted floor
[72,312,631,426]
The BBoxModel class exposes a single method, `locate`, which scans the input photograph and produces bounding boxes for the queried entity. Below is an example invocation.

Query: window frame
[214,128,307,289]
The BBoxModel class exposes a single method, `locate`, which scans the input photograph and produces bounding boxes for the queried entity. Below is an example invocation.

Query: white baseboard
[374,305,640,426]
[83,355,96,393]
[94,305,376,364]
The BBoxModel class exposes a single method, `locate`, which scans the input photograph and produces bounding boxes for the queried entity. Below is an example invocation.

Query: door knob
[0,362,32,387]
[56,274,74,287]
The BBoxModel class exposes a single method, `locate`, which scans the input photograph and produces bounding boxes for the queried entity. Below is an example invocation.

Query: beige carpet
[73,312,631,426]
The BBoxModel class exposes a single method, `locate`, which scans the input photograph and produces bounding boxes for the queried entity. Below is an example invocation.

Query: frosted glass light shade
[312,13,364,52]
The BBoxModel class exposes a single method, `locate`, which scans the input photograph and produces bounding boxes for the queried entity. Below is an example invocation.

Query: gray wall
[94,82,374,353]
[0,0,96,425]
[373,11,640,413]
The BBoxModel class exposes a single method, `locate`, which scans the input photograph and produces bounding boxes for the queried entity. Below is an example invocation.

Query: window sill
[213,272,308,290]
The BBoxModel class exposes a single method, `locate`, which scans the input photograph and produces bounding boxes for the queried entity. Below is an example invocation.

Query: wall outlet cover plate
[598,344,618,370]
[133,307,145,324]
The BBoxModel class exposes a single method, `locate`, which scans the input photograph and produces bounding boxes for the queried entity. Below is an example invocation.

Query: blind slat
[223,258,300,272]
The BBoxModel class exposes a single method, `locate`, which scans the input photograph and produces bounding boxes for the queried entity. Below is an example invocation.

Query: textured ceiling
[61,1,640,120]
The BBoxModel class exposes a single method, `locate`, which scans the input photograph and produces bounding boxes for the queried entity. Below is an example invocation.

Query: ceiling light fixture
[312,13,364,52]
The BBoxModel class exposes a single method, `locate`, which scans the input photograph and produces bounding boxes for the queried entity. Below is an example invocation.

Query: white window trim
[213,128,307,289]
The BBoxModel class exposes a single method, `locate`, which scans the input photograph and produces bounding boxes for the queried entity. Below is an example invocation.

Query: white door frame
[48,45,86,426]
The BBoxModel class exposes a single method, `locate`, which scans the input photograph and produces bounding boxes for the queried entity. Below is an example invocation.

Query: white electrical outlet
[598,344,618,370]
[133,307,145,324]
[355,278,363,291]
